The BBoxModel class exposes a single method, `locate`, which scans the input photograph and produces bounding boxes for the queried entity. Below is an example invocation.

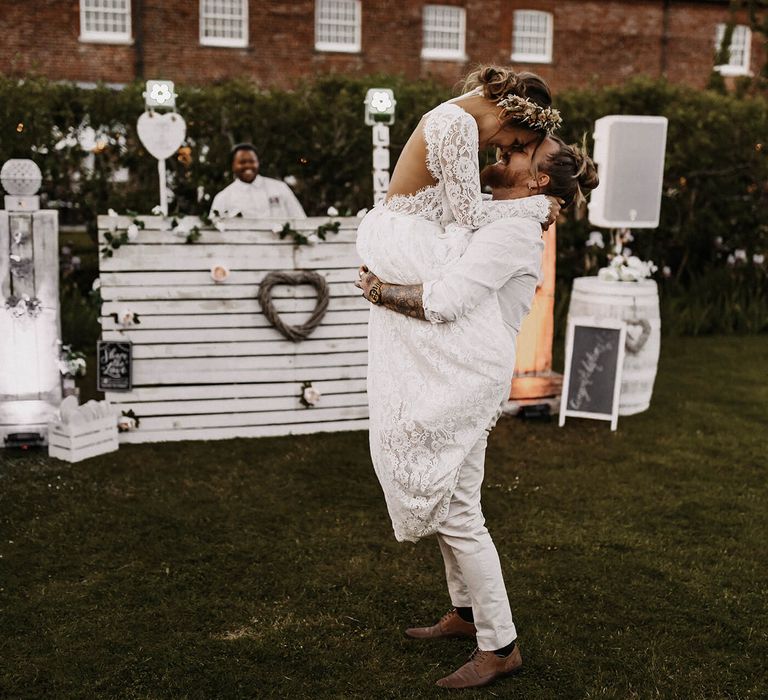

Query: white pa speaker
[588,115,668,229]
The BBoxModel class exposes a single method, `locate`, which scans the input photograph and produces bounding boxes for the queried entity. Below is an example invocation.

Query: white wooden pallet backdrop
[98,215,370,443]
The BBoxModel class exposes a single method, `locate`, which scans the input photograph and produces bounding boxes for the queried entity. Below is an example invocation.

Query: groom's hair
[230,143,258,162]
[537,136,599,208]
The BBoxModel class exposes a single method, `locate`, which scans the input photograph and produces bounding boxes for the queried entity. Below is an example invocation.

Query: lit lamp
[364,88,396,205]
[1,159,62,447]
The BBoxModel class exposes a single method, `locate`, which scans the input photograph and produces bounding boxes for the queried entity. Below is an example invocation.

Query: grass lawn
[1,335,766,699]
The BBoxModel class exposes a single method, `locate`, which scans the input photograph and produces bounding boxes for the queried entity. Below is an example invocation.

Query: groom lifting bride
[354,66,598,689]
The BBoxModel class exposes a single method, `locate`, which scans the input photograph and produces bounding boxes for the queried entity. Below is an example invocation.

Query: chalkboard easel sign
[97,341,133,392]
[559,317,626,431]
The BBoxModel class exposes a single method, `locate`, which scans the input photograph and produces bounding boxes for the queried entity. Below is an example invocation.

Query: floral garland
[496,94,562,134]
[59,344,87,377]
[274,207,341,246]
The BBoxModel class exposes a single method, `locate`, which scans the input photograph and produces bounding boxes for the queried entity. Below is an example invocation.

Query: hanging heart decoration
[625,319,652,354]
[257,271,329,342]
[136,111,186,160]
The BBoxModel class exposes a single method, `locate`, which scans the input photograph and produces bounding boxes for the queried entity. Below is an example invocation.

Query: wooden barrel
[567,277,660,415]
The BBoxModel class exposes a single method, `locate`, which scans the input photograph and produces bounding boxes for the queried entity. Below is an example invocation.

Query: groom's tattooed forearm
[379,283,427,321]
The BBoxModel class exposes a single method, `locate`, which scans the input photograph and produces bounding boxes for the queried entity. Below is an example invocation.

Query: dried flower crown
[496,94,562,134]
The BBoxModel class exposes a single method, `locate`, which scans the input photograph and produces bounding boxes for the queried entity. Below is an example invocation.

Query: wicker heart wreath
[624,318,652,354]
[257,270,329,342]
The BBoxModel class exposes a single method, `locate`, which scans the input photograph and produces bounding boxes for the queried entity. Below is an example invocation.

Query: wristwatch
[368,280,384,305]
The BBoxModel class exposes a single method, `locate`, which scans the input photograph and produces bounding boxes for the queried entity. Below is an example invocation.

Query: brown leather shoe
[404,608,477,640]
[435,644,523,688]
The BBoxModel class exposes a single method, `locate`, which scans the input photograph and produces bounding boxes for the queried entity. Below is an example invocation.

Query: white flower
[587,231,604,249]
[283,175,298,188]
[356,208,368,218]
[119,309,136,327]
[753,253,765,265]
[271,223,284,234]
[611,255,625,267]
[126,223,139,241]
[618,266,641,282]
[92,278,101,291]
[117,415,137,431]
[626,256,644,270]
[598,267,620,281]
[714,236,723,246]
[326,206,339,217]
[727,254,735,265]
[734,249,747,262]
[210,264,230,283]
[151,205,164,216]
[621,230,634,243]
[662,265,672,278]
[174,218,190,235]
[107,208,119,217]
[150,83,173,105]
[623,247,633,257]
[306,233,320,245]
[302,386,321,405]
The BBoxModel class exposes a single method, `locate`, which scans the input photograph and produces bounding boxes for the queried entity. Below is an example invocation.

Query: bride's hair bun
[463,64,552,109]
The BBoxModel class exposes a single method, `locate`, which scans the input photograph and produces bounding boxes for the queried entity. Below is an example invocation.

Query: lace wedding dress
[356,100,550,543]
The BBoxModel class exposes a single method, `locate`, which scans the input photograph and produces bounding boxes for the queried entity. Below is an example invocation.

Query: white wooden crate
[48,414,119,462]
[98,216,370,443]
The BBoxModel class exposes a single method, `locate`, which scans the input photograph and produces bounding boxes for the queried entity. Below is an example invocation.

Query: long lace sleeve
[428,106,551,228]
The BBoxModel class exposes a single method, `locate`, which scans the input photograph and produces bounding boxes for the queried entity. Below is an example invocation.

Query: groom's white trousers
[435,404,516,651]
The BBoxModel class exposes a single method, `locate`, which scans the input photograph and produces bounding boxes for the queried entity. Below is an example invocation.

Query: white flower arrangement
[59,344,87,377]
[326,206,339,217]
[598,255,658,282]
[117,309,140,327]
[300,381,321,407]
[587,231,605,249]
[126,223,139,241]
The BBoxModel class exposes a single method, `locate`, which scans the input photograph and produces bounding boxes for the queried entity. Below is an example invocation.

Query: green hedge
[1,74,766,335]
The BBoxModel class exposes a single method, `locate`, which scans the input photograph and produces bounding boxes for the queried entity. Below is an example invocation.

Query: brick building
[0,1,763,92]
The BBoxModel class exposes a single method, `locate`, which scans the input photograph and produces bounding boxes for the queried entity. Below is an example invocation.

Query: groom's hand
[543,196,564,230]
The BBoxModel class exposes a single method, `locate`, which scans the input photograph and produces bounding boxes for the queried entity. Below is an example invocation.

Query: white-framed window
[79,0,132,44]
[714,23,752,76]
[511,10,553,63]
[315,0,361,53]
[422,5,467,61]
[200,0,248,48]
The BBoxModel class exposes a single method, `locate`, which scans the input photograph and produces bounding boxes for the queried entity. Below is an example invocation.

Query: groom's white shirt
[209,175,307,219]
[422,217,544,337]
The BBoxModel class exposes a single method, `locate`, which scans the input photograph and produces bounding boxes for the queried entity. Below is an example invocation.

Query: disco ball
[0,159,43,196]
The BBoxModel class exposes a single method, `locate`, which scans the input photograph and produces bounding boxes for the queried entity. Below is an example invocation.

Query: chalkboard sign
[97,341,132,392]
[559,318,626,431]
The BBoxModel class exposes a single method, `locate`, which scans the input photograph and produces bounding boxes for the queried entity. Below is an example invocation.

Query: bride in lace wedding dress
[356,67,562,542]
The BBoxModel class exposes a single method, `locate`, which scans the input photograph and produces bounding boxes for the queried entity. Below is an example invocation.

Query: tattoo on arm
[379,283,427,321]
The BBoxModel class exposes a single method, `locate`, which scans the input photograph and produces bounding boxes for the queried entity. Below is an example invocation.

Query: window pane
[82,0,130,35]
[512,10,552,60]
[316,0,360,48]
[201,0,246,41]
[715,24,749,68]
[423,5,464,54]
